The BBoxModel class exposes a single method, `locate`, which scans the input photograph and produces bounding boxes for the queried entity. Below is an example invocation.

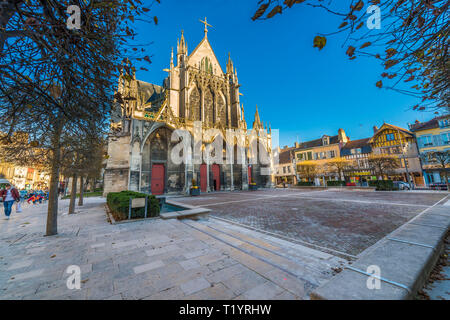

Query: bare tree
[325,157,353,180]
[367,154,401,178]
[0,1,157,235]
[252,1,449,113]
[297,161,319,182]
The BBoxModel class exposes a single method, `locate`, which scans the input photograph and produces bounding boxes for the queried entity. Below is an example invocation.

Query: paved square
[0,195,343,300]
[0,189,446,300]
[176,188,448,256]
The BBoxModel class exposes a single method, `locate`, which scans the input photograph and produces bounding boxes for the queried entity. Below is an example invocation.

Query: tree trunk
[445,171,449,192]
[78,175,84,206]
[46,127,62,236]
[69,174,78,214]
[46,153,61,236]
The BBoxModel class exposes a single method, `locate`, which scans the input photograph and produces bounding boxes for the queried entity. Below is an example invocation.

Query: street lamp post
[397,129,414,190]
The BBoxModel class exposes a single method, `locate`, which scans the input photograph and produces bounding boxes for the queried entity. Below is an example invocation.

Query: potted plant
[249,182,258,191]
[190,178,200,196]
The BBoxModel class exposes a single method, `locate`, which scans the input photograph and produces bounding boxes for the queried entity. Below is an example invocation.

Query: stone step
[207,217,347,270]
[184,220,338,288]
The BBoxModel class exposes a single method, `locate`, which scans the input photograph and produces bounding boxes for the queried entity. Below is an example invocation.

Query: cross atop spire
[199,17,212,36]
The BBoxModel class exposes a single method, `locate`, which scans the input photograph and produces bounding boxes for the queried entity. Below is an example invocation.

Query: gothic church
[104,20,273,195]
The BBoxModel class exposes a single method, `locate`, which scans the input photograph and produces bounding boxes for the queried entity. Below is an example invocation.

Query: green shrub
[106,191,160,220]
[297,181,314,186]
[368,180,394,191]
[326,180,345,187]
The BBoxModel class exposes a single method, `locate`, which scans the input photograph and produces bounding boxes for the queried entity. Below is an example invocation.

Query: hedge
[368,180,394,191]
[326,180,346,187]
[297,181,314,186]
[106,191,160,221]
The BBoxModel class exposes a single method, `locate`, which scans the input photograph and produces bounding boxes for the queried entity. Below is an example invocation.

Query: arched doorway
[212,164,220,191]
[141,126,185,195]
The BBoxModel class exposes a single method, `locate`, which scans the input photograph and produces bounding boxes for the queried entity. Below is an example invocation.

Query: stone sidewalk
[0,197,341,300]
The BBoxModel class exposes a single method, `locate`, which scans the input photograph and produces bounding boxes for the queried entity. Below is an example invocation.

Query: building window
[329,150,335,158]
[287,166,291,173]
[297,153,303,161]
[386,133,395,141]
[307,152,312,160]
[441,132,450,145]
[439,119,449,128]
[421,135,434,147]
[283,167,286,174]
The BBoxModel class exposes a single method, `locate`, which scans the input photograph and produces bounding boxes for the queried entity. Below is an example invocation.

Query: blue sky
[132,0,434,147]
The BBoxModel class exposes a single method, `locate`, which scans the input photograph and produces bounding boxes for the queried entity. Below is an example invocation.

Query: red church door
[200,164,207,192]
[151,164,165,195]
[248,165,252,184]
[212,164,220,191]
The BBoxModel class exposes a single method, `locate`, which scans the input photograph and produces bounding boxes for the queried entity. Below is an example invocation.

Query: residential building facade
[294,129,349,186]
[340,138,372,185]
[275,145,297,185]
[0,163,49,190]
[369,123,423,186]
[409,115,450,186]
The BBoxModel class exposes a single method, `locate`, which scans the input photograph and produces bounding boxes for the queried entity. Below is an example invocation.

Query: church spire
[253,105,262,129]
[226,52,234,74]
[177,30,187,55]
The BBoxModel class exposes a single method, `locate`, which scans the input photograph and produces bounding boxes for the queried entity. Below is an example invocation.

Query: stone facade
[104,24,273,196]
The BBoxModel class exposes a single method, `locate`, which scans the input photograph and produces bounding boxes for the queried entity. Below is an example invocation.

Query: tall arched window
[201,57,213,74]
[189,86,201,121]
[204,87,214,126]
[217,93,226,126]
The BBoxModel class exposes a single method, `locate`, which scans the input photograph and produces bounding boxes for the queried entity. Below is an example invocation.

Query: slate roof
[135,80,165,113]
[342,138,370,150]
[295,135,340,150]
[341,138,372,156]
[409,115,449,132]
[278,147,295,164]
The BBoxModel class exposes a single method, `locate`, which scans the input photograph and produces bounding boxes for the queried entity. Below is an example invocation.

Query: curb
[310,196,449,299]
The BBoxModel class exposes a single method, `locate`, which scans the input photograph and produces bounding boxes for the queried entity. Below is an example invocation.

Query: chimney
[338,128,348,143]
[373,125,379,134]
[295,142,300,148]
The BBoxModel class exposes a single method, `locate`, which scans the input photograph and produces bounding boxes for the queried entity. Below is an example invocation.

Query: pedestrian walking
[0,183,20,220]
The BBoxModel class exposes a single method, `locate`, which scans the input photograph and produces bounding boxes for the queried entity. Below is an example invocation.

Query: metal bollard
[144,196,148,219]
[128,197,132,220]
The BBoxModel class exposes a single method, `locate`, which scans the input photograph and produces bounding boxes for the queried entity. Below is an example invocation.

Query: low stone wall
[288,185,376,191]
[327,186,376,192]
[310,198,450,299]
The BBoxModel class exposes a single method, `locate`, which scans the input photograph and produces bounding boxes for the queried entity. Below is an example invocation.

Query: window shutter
[433,135,441,147]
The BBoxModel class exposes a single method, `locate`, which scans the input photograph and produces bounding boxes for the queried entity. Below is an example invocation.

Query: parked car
[430,183,448,191]
[393,181,411,190]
